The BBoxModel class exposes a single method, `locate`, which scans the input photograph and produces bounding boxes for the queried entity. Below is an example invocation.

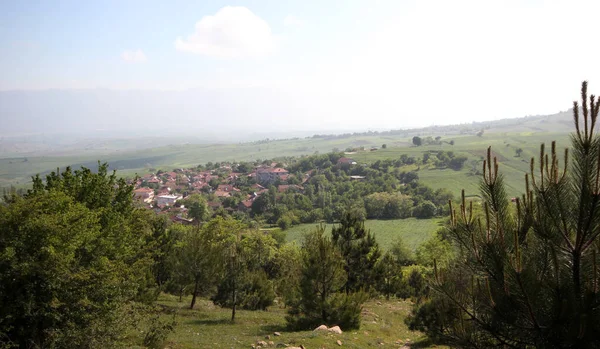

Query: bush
[143,314,177,349]
[277,215,292,230]
[212,270,275,311]
[327,291,369,329]
[412,200,437,218]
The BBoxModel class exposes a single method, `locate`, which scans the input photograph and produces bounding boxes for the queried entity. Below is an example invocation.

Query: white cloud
[283,15,304,28]
[174,6,276,59]
[121,49,147,63]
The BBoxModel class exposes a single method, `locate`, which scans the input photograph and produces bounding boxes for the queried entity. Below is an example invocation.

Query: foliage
[415,231,454,268]
[172,217,236,309]
[213,228,277,319]
[213,270,275,311]
[389,237,416,266]
[364,192,412,219]
[181,193,210,223]
[420,82,600,348]
[331,212,382,293]
[374,252,405,299]
[142,313,177,349]
[287,226,368,330]
[0,164,154,348]
[272,243,303,306]
[413,200,437,218]
[515,147,523,157]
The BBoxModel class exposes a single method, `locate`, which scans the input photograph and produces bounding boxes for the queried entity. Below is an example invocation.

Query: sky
[1,0,600,133]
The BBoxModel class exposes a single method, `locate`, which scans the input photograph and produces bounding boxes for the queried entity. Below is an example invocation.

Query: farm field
[283,217,445,251]
[0,113,573,195]
[129,293,446,349]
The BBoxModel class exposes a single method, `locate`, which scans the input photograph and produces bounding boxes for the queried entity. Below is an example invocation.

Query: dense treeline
[242,152,454,228]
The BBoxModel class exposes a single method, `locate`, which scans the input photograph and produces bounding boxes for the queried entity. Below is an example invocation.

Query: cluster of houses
[131,157,359,222]
[132,162,302,221]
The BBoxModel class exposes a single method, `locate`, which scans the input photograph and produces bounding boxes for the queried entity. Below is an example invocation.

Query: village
[134,161,311,223]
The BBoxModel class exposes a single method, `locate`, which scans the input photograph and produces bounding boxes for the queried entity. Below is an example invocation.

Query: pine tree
[331,212,381,293]
[420,82,600,348]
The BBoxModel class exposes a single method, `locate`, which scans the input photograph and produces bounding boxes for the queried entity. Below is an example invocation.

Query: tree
[331,212,382,293]
[413,200,437,218]
[1,164,155,347]
[175,217,234,310]
[286,225,367,330]
[420,82,600,347]
[273,243,303,306]
[212,230,277,316]
[448,155,468,170]
[389,237,415,266]
[415,233,453,268]
[382,144,387,149]
[374,252,405,300]
[515,147,523,157]
[182,193,209,224]
[412,136,423,146]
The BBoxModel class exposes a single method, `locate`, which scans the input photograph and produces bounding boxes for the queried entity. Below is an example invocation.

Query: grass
[284,218,445,251]
[0,124,572,197]
[128,293,446,349]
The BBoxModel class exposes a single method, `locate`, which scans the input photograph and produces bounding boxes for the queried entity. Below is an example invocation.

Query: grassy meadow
[128,293,445,349]
[283,217,445,251]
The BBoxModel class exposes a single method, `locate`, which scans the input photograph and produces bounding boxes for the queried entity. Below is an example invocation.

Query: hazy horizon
[2,0,600,137]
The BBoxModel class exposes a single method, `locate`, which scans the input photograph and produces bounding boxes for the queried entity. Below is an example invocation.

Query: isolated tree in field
[418,82,600,347]
[332,212,382,293]
[412,136,423,146]
[515,147,523,157]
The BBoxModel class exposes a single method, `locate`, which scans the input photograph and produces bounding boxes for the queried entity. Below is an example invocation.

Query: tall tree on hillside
[413,81,600,347]
[331,212,381,293]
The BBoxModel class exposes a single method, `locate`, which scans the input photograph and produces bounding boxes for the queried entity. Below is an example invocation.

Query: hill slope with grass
[1,110,573,194]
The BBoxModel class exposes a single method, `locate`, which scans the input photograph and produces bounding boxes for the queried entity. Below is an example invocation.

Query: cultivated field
[0,111,573,198]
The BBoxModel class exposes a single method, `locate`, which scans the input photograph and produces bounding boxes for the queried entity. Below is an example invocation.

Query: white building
[156,194,181,207]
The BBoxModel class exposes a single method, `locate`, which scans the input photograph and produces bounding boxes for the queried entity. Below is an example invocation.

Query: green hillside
[0,111,574,195]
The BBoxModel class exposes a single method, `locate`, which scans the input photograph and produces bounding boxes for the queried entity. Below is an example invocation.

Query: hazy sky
[1,0,600,131]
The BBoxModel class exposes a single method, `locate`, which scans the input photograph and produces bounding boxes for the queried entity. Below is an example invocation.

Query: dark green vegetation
[408,82,600,348]
[0,164,161,348]
[0,164,439,347]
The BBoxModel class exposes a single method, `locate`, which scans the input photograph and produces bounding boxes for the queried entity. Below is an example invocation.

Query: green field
[131,293,445,349]
[0,111,574,197]
[284,218,445,251]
